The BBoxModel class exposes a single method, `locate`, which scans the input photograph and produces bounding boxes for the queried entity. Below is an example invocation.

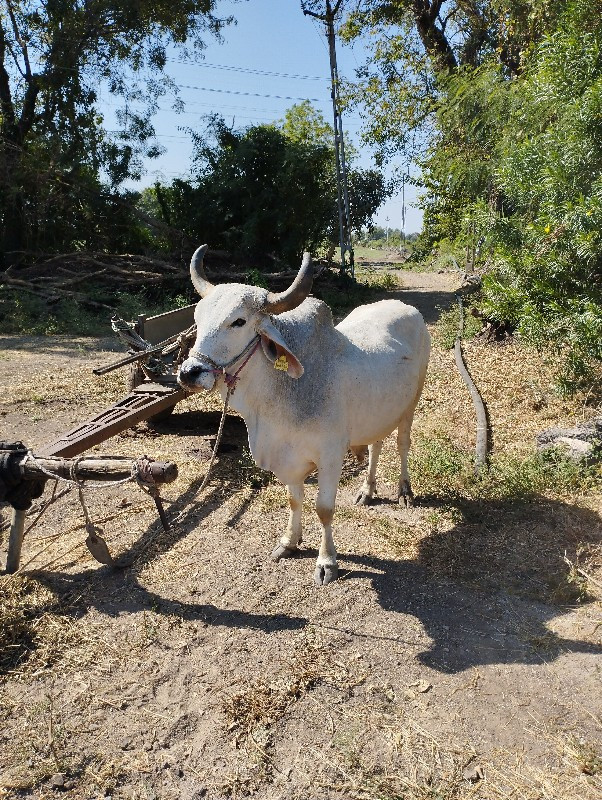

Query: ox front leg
[314,460,344,586]
[272,482,304,561]
[354,440,383,505]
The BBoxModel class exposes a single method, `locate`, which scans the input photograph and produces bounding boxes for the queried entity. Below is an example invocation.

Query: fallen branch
[563,552,602,591]
[0,275,115,309]
[29,269,109,287]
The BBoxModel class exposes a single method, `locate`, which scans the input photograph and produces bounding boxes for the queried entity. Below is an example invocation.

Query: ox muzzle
[178,335,261,393]
[177,356,217,392]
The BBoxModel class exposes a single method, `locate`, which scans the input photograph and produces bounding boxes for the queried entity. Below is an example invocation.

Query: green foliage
[0,288,103,336]
[245,269,269,289]
[344,0,602,392]
[238,447,271,490]
[481,448,599,501]
[148,109,388,264]
[410,432,599,501]
[151,117,337,263]
[279,101,333,148]
[411,434,473,495]
[433,302,483,350]
[312,269,402,317]
[0,1,229,262]
[477,5,602,391]
[341,0,566,159]
[363,271,399,290]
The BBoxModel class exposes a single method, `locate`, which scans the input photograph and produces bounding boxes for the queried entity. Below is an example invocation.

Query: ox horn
[190,244,214,297]
[264,252,313,315]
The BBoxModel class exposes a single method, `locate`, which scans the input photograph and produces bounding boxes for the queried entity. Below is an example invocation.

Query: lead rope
[189,338,261,496]
[17,453,171,567]
[69,457,115,565]
[196,386,234,496]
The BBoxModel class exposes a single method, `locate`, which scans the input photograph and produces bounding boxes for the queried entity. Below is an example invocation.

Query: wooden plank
[141,304,196,345]
[39,384,186,458]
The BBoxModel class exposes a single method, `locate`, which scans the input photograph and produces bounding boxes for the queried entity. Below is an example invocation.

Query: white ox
[178,245,431,585]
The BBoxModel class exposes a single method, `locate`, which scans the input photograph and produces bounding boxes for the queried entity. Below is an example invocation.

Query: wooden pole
[19,455,178,484]
[6,509,26,574]
[302,0,354,277]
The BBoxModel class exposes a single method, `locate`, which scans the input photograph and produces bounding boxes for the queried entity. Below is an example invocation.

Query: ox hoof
[398,481,414,508]
[314,563,339,586]
[354,490,375,506]
[271,544,299,561]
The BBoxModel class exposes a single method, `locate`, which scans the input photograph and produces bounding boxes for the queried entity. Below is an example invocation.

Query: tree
[478,3,602,390]
[340,0,565,162]
[147,106,388,264]
[0,0,231,265]
[280,100,333,148]
[343,0,602,390]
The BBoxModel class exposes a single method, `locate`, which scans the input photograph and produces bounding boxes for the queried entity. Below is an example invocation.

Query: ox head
[177,244,313,392]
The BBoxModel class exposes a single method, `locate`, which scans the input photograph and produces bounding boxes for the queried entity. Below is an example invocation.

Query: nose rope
[187,335,261,393]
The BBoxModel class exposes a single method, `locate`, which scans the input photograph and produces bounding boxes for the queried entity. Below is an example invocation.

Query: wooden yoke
[4,452,178,574]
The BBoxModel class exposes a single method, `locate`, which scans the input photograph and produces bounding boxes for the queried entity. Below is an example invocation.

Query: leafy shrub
[147,109,388,265]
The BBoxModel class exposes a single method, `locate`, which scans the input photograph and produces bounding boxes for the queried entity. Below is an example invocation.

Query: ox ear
[257,320,304,379]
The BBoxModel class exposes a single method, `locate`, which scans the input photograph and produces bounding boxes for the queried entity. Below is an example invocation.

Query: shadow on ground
[0,335,123,357]
[6,475,600,676]
[149,410,247,445]
[386,287,457,324]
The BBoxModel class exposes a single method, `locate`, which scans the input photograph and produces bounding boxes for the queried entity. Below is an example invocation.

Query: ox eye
[231,318,246,327]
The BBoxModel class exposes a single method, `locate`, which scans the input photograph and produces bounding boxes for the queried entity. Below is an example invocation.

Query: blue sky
[112,0,422,232]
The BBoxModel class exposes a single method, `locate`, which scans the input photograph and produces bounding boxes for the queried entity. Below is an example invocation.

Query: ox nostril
[180,362,204,380]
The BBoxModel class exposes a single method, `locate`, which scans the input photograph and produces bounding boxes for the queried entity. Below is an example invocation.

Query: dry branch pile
[0,251,328,310]
[0,253,189,309]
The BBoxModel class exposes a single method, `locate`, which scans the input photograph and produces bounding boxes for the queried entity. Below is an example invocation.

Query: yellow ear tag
[274,355,289,371]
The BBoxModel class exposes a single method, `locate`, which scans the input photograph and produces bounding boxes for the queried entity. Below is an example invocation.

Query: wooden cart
[2,304,198,573]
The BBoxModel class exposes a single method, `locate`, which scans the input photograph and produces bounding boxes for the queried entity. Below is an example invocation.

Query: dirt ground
[1,259,601,800]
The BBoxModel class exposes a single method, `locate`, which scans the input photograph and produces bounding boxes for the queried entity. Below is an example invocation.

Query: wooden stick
[6,509,26,574]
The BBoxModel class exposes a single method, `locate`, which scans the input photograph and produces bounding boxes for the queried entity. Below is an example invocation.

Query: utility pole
[302,0,354,278]
[401,173,406,249]
[385,216,390,246]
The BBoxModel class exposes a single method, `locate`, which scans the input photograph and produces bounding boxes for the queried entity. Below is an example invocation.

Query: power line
[101,90,364,121]
[166,58,326,81]
[175,83,322,102]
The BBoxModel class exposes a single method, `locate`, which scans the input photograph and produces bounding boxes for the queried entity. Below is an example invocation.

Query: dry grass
[303,707,602,800]
[0,304,601,799]
[218,631,366,796]
[0,573,124,681]
[415,338,587,456]
[1,366,124,413]
[224,631,363,746]
[317,713,471,800]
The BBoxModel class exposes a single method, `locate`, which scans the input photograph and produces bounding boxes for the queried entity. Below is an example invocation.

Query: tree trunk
[0,142,28,269]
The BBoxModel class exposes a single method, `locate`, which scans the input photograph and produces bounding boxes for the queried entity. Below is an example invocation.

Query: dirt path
[391,269,461,323]
[1,269,601,800]
[357,248,462,323]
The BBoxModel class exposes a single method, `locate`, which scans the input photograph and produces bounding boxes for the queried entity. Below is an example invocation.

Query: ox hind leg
[397,385,425,507]
[397,412,414,506]
[314,457,344,586]
[397,368,427,506]
[272,482,305,561]
[354,440,383,506]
